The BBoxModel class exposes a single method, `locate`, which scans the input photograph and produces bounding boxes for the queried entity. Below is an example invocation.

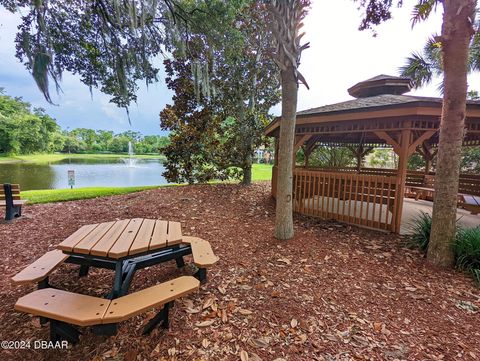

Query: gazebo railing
[270,165,479,233]
[295,166,480,196]
[292,169,398,231]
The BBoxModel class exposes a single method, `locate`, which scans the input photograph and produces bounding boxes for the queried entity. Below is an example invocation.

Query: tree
[297,146,356,168]
[355,0,477,267]
[71,128,97,151]
[268,0,310,240]
[160,1,280,185]
[211,2,280,184]
[400,31,480,91]
[96,130,114,151]
[160,50,234,184]
[1,0,233,112]
[0,90,62,154]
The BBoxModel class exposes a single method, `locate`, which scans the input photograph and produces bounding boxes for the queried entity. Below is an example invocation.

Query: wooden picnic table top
[57,218,182,259]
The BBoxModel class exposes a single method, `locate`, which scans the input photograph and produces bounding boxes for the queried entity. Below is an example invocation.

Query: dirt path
[0,183,478,361]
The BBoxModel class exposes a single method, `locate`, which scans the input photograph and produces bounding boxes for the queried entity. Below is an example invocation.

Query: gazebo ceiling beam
[407,130,437,157]
[293,134,312,154]
[373,131,401,154]
[304,136,320,155]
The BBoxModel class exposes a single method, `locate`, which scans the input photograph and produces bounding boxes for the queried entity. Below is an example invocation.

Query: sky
[0,0,477,135]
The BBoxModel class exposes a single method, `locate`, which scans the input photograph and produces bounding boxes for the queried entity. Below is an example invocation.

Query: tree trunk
[425,158,431,175]
[242,161,252,185]
[275,66,298,240]
[428,0,475,267]
[236,91,252,186]
[240,59,259,186]
[356,152,362,173]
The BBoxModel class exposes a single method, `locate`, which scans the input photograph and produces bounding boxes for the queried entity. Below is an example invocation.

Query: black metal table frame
[39,243,207,299]
[35,244,208,342]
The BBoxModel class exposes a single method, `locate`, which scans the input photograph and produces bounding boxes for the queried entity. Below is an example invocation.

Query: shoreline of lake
[0,152,165,164]
[0,156,169,190]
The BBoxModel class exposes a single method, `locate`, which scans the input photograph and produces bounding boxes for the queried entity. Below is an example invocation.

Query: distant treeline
[0,89,169,155]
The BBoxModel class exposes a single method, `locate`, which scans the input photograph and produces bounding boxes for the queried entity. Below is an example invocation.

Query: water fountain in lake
[122,141,138,167]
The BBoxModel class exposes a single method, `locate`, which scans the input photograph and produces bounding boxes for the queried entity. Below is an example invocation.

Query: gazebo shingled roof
[347,74,413,98]
[264,74,480,147]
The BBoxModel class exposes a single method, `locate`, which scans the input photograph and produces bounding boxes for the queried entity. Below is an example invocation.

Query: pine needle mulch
[0,183,478,361]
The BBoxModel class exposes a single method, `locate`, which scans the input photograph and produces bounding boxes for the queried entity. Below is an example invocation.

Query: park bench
[461,195,480,215]
[409,175,435,201]
[406,176,480,215]
[11,250,69,288]
[182,236,219,283]
[0,183,27,220]
[14,275,199,343]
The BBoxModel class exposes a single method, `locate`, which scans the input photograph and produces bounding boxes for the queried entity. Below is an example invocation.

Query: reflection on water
[0,158,168,190]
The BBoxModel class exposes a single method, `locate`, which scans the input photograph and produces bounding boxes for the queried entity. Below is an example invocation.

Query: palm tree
[268,0,310,240]
[400,30,480,91]
[354,0,477,266]
[400,1,478,267]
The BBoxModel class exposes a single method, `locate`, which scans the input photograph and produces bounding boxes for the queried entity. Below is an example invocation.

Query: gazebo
[265,75,480,233]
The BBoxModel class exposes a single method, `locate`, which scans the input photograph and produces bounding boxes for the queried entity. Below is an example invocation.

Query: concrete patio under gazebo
[265,75,480,234]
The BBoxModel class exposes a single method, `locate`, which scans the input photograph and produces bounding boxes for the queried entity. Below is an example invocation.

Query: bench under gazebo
[265,75,480,233]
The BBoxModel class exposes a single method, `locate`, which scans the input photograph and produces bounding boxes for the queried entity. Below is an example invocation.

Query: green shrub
[407,211,432,253]
[455,227,480,285]
[408,214,480,286]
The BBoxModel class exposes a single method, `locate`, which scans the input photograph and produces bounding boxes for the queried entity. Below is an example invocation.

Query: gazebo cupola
[347,74,413,98]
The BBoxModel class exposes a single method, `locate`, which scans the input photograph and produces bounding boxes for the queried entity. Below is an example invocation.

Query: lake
[0,158,169,190]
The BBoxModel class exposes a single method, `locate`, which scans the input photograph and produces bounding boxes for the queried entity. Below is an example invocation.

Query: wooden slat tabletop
[57,219,183,259]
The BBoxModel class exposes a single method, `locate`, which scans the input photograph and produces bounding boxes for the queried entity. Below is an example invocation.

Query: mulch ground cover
[0,183,479,361]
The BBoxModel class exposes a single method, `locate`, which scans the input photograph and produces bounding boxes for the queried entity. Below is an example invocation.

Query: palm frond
[423,36,443,74]
[399,52,434,89]
[435,80,444,95]
[411,0,439,27]
[468,30,480,72]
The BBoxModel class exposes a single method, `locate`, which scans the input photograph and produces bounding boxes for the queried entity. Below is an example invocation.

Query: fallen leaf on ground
[196,320,215,327]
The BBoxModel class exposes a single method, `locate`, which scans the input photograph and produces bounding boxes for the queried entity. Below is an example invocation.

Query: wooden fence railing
[296,166,480,196]
[270,166,479,232]
[293,169,398,231]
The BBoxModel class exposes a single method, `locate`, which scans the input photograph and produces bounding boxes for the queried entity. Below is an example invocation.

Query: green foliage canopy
[160,1,280,184]
[0,90,61,154]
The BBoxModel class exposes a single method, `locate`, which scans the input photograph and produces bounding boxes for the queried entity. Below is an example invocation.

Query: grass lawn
[0,152,164,164]
[20,164,272,204]
[22,186,163,204]
[251,163,273,181]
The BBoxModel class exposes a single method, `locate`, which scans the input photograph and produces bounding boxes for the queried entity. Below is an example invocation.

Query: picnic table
[11,218,218,343]
[56,218,193,298]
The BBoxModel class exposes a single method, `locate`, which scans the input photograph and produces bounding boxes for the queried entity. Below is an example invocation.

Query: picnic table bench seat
[11,250,69,287]
[182,236,219,283]
[408,175,435,201]
[14,276,199,343]
[461,195,480,215]
[0,183,27,220]
[182,236,219,268]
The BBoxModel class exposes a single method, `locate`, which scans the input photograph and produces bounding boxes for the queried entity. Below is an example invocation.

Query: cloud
[2,1,479,132]
[0,8,172,135]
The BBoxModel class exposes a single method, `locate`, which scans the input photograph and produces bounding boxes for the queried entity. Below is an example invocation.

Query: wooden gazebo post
[350,143,373,173]
[375,125,436,232]
[395,128,412,233]
[303,137,317,167]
